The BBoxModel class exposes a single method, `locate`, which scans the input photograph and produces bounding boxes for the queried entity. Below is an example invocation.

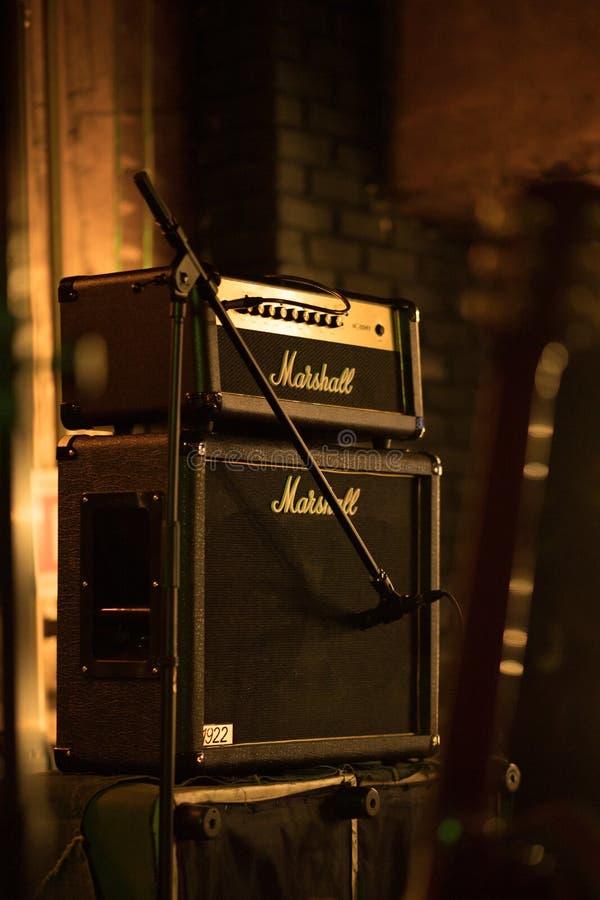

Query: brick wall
[190,0,484,605]
[178,27,485,689]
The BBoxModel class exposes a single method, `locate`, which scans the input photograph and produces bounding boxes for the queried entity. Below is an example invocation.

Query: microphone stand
[133,170,430,900]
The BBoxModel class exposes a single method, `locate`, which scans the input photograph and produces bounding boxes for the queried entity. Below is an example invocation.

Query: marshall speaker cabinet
[55,432,440,775]
[58,267,424,442]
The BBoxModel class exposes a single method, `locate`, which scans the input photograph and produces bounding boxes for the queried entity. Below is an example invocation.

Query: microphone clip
[350,573,444,629]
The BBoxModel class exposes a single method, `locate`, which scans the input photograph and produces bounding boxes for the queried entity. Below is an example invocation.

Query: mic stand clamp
[353,586,446,630]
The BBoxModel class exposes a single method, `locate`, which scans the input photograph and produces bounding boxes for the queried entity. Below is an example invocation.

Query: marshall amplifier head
[54,431,440,775]
[58,266,424,441]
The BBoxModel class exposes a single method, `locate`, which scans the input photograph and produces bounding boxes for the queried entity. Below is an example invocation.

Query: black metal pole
[156,288,186,900]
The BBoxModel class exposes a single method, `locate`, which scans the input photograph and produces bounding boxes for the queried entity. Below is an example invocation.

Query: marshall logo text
[271,475,360,516]
[269,349,355,395]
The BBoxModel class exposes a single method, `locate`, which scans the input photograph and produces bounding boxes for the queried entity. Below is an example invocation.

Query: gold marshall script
[269,349,355,394]
[271,475,360,516]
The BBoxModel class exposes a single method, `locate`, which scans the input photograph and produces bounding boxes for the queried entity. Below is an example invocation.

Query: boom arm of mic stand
[134,170,405,604]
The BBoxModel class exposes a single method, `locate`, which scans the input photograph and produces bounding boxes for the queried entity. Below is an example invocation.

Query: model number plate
[202,723,233,746]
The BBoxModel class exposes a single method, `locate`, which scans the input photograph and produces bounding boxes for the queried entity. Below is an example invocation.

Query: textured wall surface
[193,1,484,601]
[391,0,600,218]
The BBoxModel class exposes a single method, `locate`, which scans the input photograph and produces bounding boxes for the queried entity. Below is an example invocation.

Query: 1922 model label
[202,724,233,746]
